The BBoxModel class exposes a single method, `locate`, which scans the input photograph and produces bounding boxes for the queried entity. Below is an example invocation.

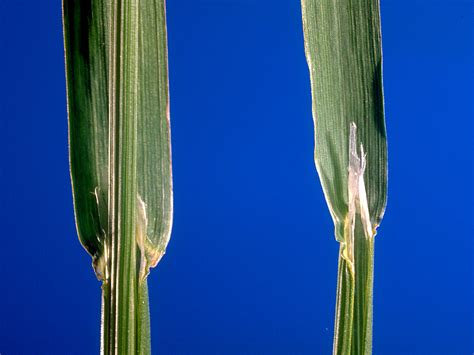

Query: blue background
[0,0,472,354]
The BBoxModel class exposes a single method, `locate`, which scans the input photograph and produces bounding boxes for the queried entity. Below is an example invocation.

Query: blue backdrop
[0,1,472,354]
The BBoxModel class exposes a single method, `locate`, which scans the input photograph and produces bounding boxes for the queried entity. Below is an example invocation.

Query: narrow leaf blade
[301,0,387,228]
[63,0,172,281]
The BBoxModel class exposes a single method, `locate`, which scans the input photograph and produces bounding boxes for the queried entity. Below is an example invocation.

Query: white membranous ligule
[136,194,149,281]
[91,189,159,282]
[136,194,164,281]
[343,122,374,272]
[92,186,108,281]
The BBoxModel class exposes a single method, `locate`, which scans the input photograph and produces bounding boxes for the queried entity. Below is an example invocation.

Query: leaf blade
[301,1,388,354]
[62,0,172,352]
[301,0,387,228]
[63,0,172,284]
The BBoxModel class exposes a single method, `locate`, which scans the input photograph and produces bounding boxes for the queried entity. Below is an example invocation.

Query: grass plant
[301,1,388,354]
[62,1,172,353]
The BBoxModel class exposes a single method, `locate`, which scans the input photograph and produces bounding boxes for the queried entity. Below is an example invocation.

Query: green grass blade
[300,1,387,354]
[62,1,172,353]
